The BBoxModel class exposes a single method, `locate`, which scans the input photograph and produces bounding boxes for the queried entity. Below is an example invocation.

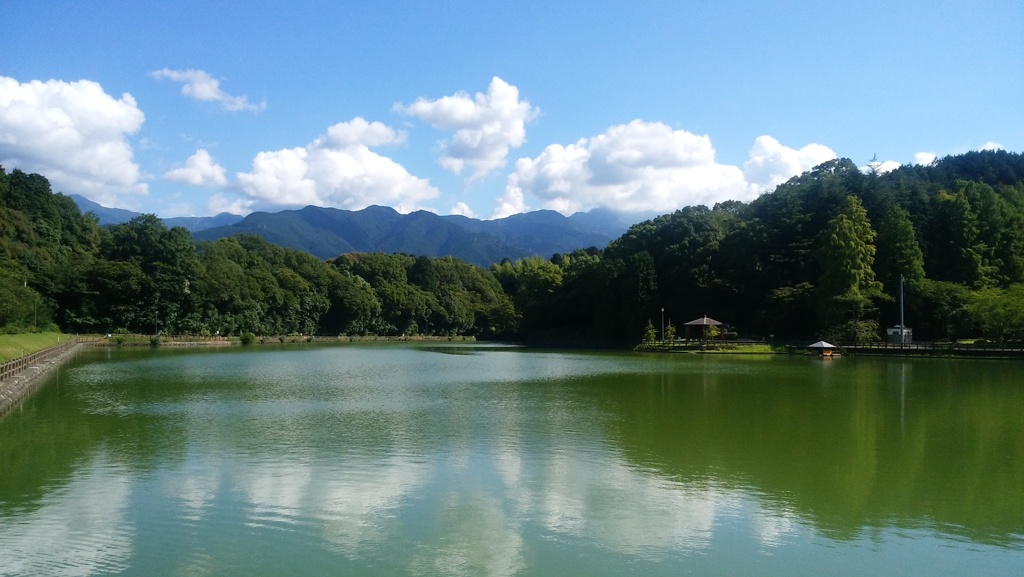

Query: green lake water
[1,344,1022,576]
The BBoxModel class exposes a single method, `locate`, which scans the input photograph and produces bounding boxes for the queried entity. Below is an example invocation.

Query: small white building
[886,325,912,344]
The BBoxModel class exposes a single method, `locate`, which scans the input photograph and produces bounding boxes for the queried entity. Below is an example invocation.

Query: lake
[1,344,1022,576]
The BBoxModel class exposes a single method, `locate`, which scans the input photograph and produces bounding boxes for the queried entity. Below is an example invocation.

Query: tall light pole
[661,308,665,342]
[898,274,905,347]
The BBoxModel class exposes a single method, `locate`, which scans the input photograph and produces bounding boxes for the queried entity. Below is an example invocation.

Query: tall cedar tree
[815,195,884,327]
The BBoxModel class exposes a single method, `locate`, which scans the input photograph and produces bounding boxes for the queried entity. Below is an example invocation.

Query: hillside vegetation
[3,150,1024,345]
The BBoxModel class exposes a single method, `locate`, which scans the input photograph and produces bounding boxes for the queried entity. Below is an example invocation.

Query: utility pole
[899,274,905,347]
[661,308,665,342]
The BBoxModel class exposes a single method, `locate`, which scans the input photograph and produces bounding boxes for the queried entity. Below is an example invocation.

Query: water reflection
[1,346,1022,576]
[0,458,133,577]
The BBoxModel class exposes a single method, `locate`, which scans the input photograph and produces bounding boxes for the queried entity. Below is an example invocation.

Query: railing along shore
[0,338,85,382]
[0,338,92,417]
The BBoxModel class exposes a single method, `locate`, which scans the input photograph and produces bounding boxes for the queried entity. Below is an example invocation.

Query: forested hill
[3,150,1024,345]
[586,150,1024,343]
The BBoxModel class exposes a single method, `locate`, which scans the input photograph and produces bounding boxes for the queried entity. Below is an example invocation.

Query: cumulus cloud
[0,76,147,204]
[874,160,901,173]
[151,68,266,112]
[396,77,539,180]
[499,120,834,218]
[860,157,901,175]
[163,149,227,187]
[207,192,254,216]
[981,141,1004,151]
[492,186,530,219]
[235,117,439,212]
[450,201,475,217]
[914,152,937,166]
[743,135,836,190]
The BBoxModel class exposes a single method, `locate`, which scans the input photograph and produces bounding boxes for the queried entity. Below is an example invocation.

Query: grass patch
[635,341,786,354]
[0,332,68,363]
[709,343,780,353]
[701,348,780,354]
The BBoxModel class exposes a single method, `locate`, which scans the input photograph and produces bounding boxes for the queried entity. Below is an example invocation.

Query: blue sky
[2,0,1021,220]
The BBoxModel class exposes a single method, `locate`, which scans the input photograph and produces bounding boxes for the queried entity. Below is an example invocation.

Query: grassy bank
[0,333,69,363]
[635,342,785,354]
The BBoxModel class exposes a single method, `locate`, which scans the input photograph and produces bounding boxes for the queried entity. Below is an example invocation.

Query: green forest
[3,150,1024,345]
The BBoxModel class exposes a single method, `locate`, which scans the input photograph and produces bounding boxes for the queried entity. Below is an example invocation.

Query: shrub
[240,332,256,345]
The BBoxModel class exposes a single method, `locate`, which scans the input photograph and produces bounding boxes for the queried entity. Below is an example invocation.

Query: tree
[960,181,1024,285]
[642,320,656,342]
[875,204,925,294]
[927,189,992,287]
[910,280,973,340]
[815,196,884,335]
[0,265,38,328]
[321,269,381,335]
[968,285,1024,342]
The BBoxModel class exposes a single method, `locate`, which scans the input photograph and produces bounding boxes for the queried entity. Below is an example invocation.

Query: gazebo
[683,316,723,340]
[806,340,838,357]
[806,340,836,350]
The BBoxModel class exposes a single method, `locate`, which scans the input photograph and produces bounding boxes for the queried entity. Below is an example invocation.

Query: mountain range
[71,195,635,267]
[71,194,244,232]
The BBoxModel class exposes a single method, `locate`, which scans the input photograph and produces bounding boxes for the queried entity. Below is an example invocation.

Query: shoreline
[0,341,86,418]
[7,335,1017,418]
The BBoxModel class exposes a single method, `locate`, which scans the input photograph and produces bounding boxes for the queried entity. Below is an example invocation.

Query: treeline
[0,167,515,338]
[3,150,1024,345]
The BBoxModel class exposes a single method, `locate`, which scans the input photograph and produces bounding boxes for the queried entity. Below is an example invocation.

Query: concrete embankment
[0,340,86,418]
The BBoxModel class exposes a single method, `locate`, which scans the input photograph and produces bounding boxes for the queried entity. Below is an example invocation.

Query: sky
[1,0,1021,221]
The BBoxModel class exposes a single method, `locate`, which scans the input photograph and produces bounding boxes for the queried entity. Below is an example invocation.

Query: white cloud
[492,186,529,219]
[875,160,901,173]
[324,116,405,147]
[0,76,147,204]
[236,117,439,212]
[501,121,835,217]
[860,157,901,174]
[151,68,266,112]
[743,135,836,190]
[163,148,228,187]
[207,192,254,216]
[914,152,937,166]
[450,201,475,217]
[396,77,539,180]
[981,141,1004,151]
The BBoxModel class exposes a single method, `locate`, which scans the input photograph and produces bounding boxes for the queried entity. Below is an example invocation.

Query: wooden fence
[0,339,83,382]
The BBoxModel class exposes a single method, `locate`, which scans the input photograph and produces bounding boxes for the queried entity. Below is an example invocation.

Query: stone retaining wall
[0,341,85,418]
